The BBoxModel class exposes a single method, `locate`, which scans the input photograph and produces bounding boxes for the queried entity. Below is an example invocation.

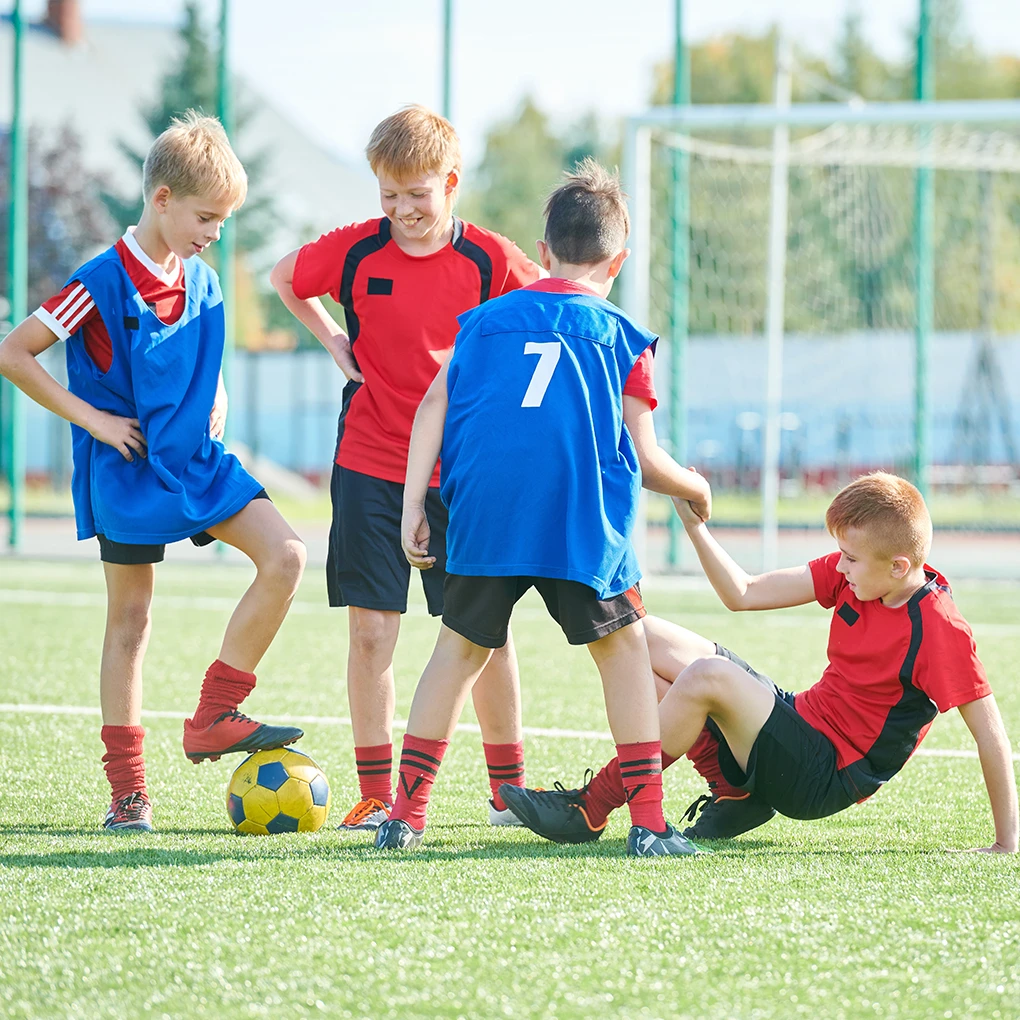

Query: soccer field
[1,560,1018,1020]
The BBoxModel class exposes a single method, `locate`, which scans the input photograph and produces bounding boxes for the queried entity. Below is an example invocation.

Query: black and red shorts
[442,574,645,649]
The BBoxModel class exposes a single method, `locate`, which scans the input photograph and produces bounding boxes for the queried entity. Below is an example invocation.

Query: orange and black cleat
[498,775,607,845]
[182,709,303,764]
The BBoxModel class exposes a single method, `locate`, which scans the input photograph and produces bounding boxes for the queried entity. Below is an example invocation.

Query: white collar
[123,226,181,287]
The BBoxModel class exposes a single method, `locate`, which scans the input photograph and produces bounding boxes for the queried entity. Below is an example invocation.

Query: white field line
[3,588,1020,637]
[0,701,1014,761]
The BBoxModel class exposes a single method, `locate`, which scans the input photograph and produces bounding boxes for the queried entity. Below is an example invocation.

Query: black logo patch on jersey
[837,603,860,627]
[367,277,393,295]
[123,316,139,330]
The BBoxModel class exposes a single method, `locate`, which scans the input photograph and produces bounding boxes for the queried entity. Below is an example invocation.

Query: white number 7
[521,341,561,408]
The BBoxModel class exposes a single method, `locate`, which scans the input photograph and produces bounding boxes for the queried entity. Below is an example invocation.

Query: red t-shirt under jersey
[33,228,186,373]
[293,216,542,486]
[799,552,990,797]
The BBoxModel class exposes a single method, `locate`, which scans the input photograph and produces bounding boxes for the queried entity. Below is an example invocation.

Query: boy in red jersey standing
[502,473,1018,854]
[0,114,306,832]
[271,106,542,830]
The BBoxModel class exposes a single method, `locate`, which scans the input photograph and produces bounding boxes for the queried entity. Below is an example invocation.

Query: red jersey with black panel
[33,228,186,374]
[293,216,541,486]
[800,552,990,799]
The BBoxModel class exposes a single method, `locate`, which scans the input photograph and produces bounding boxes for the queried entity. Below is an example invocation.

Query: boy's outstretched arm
[0,316,147,462]
[623,395,712,520]
[672,495,816,611]
[957,695,1018,853]
[401,361,450,570]
[270,249,363,383]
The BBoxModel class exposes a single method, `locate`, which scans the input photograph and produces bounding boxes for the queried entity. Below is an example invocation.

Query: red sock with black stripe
[101,725,147,802]
[483,741,525,811]
[355,743,393,804]
[687,727,749,800]
[585,747,678,829]
[617,740,666,832]
[390,735,449,830]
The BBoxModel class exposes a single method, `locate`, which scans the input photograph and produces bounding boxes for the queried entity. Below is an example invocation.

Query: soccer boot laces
[680,790,776,840]
[338,797,392,831]
[498,770,606,844]
[103,791,153,832]
[183,708,304,763]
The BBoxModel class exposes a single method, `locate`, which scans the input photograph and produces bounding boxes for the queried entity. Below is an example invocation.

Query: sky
[14,0,1020,169]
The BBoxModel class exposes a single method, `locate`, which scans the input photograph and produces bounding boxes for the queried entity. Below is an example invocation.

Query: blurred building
[0,0,378,261]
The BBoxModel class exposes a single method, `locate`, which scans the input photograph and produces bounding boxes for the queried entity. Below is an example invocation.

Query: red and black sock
[191,659,256,729]
[355,743,393,804]
[617,740,666,833]
[687,726,748,800]
[584,749,678,828]
[483,741,525,811]
[101,724,147,803]
[390,734,448,830]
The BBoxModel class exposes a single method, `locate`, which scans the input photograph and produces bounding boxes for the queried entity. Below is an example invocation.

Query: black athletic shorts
[442,574,646,649]
[96,489,271,565]
[709,645,856,820]
[327,463,447,615]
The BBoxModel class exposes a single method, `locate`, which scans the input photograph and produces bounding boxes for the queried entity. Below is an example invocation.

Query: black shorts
[327,464,447,615]
[709,645,856,821]
[442,574,646,649]
[96,489,271,565]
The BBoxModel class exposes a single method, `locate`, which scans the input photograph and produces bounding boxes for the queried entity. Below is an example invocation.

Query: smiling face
[153,187,236,261]
[377,169,457,250]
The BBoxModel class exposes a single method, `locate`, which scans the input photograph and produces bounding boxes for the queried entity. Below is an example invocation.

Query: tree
[0,124,115,315]
[102,1,277,266]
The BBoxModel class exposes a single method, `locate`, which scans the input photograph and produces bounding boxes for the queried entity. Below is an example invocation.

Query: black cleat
[626,822,707,857]
[374,818,424,850]
[498,772,607,845]
[680,792,776,840]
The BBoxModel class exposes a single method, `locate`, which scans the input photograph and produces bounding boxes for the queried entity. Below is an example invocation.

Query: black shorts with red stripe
[442,574,645,649]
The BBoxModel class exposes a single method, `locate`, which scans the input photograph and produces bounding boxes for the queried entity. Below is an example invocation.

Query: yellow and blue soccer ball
[226,748,331,835]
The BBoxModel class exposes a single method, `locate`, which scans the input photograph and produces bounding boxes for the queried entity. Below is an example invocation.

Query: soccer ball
[226,748,331,835]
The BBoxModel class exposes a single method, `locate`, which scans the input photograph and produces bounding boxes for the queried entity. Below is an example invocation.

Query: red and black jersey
[293,216,541,486]
[33,228,186,374]
[799,552,991,800]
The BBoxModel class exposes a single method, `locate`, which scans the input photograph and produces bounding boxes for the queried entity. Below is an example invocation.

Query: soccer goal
[622,97,1020,572]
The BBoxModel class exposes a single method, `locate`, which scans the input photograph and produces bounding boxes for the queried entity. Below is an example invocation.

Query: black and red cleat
[182,709,303,764]
[104,791,153,832]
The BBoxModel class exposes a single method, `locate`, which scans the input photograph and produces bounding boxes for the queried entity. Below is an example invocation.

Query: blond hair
[365,104,462,183]
[543,158,630,265]
[825,472,932,567]
[142,110,247,208]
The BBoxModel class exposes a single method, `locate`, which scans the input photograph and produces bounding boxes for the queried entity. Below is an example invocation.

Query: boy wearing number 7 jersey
[374,159,712,856]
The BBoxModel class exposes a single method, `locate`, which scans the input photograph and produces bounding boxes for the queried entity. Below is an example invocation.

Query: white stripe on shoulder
[56,288,94,330]
[33,306,71,341]
[53,282,85,318]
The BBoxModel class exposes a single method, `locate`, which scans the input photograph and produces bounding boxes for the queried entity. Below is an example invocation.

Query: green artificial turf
[0,561,1018,1019]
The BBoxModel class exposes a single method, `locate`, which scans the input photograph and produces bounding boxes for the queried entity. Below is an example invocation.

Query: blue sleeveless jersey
[64,248,262,543]
[440,287,656,598]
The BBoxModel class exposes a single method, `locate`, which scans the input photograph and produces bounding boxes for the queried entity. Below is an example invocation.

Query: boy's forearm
[682,520,754,610]
[404,393,446,509]
[639,445,705,500]
[965,698,1019,850]
[274,287,349,358]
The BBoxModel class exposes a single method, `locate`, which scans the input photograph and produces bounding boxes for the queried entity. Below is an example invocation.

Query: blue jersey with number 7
[440,286,657,599]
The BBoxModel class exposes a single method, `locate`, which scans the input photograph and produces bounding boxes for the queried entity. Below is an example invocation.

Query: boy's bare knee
[680,655,736,701]
[349,608,399,659]
[262,537,306,592]
[107,597,152,643]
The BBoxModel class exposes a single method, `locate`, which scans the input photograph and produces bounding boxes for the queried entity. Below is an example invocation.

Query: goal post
[622,98,1020,573]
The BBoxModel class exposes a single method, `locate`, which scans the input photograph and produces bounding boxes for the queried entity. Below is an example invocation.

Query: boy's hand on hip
[332,339,364,384]
[402,504,434,569]
[88,411,147,462]
[209,385,228,440]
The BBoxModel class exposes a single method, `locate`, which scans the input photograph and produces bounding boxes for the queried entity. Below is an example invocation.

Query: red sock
[390,734,448,830]
[617,740,666,832]
[355,743,393,804]
[191,659,256,729]
[584,750,678,827]
[101,725,147,802]
[483,741,525,811]
[687,726,748,800]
